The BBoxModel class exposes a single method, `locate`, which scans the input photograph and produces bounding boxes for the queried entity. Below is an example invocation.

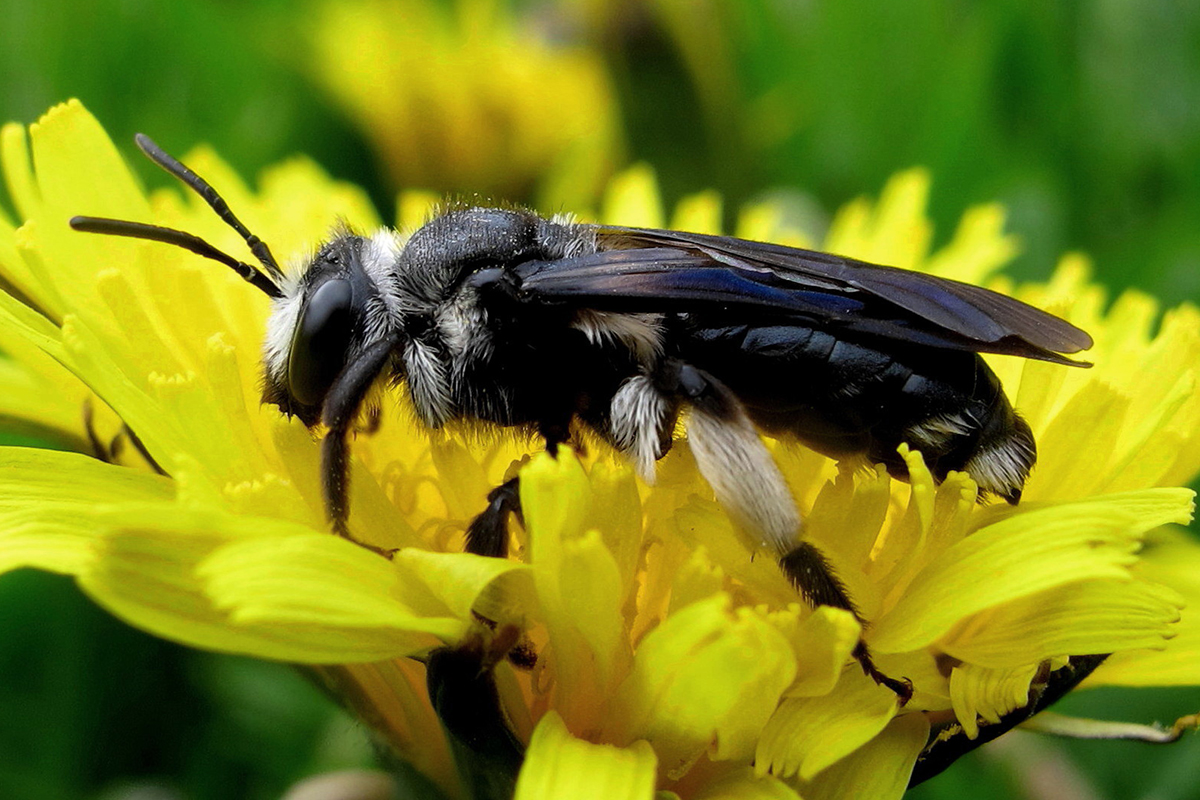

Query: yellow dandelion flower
[306,0,622,210]
[2,101,1199,800]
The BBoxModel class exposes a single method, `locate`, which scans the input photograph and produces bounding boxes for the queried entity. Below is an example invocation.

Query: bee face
[260,232,403,427]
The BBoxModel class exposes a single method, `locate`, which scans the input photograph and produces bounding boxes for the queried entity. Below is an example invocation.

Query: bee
[71,135,1092,701]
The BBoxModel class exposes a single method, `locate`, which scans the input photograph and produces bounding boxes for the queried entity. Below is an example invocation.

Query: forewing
[515,247,867,316]
[515,226,1092,364]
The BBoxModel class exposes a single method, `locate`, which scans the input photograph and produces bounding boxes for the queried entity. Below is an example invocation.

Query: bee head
[71,135,396,428]
[261,232,397,427]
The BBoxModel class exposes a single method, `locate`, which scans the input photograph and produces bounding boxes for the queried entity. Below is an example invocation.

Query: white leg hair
[674,365,912,702]
[609,374,673,483]
[687,396,802,556]
[641,363,910,701]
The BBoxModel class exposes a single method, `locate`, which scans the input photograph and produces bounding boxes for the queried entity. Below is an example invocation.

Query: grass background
[1,0,1198,797]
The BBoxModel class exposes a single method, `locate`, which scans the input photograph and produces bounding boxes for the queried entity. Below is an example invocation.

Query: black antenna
[70,216,284,298]
[134,133,284,283]
[69,134,287,298]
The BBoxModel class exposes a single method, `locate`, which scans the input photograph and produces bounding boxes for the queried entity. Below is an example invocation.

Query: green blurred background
[1,0,1198,797]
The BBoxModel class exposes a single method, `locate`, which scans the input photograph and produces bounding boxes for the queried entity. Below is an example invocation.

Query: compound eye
[288,278,354,407]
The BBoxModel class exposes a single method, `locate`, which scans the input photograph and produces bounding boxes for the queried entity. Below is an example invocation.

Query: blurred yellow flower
[1,101,1198,800]
[307,0,622,211]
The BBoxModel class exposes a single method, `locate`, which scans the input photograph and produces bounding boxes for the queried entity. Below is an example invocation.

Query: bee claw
[853,640,914,706]
[878,675,915,707]
[332,520,397,559]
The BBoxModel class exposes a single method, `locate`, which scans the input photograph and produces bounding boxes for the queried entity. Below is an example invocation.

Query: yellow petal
[1024,381,1132,501]
[941,579,1183,668]
[1089,527,1200,686]
[560,528,626,685]
[925,203,1017,283]
[395,548,532,624]
[429,439,496,519]
[870,446,939,610]
[871,489,1194,652]
[587,460,647,599]
[612,594,797,776]
[948,662,1041,739]
[668,547,725,615]
[0,218,55,315]
[24,103,148,314]
[0,447,172,575]
[735,202,812,248]
[514,711,657,800]
[672,498,793,606]
[603,165,664,228]
[0,276,66,359]
[0,356,86,445]
[521,450,621,731]
[795,712,929,800]
[198,536,466,638]
[803,465,891,571]
[688,766,801,800]
[79,505,451,662]
[1,121,39,220]
[756,671,899,780]
[521,450,593,554]
[825,169,931,269]
[670,191,723,235]
[774,605,862,698]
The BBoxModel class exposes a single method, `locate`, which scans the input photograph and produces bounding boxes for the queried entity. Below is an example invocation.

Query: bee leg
[320,335,400,558]
[84,397,171,476]
[122,424,168,475]
[538,417,573,457]
[82,398,113,463]
[672,363,802,555]
[674,362,912,704]
[780,543,913,702]
[107,431,125,461]
[607,373,678,482]
[465,476,521,558]
[464,474,540,668]
[319,440,396,559]
[463,416,564,559]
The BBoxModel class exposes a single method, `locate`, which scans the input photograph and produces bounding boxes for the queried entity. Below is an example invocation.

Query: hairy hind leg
[779,543,912,702]
[669,361,912,704]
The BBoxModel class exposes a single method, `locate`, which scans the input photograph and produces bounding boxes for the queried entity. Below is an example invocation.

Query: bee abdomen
[897,357,1036,501]
[678,316,1036,502]
[955,396,1036,503]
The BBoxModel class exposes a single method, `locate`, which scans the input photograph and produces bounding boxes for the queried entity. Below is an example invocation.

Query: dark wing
[513,225,1093,365]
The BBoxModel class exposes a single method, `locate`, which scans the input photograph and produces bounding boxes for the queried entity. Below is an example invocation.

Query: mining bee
[71,135,1093,701]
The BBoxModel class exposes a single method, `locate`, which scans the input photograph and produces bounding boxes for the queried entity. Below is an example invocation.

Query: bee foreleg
[320,335,399,556]
[673,362,912,703]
